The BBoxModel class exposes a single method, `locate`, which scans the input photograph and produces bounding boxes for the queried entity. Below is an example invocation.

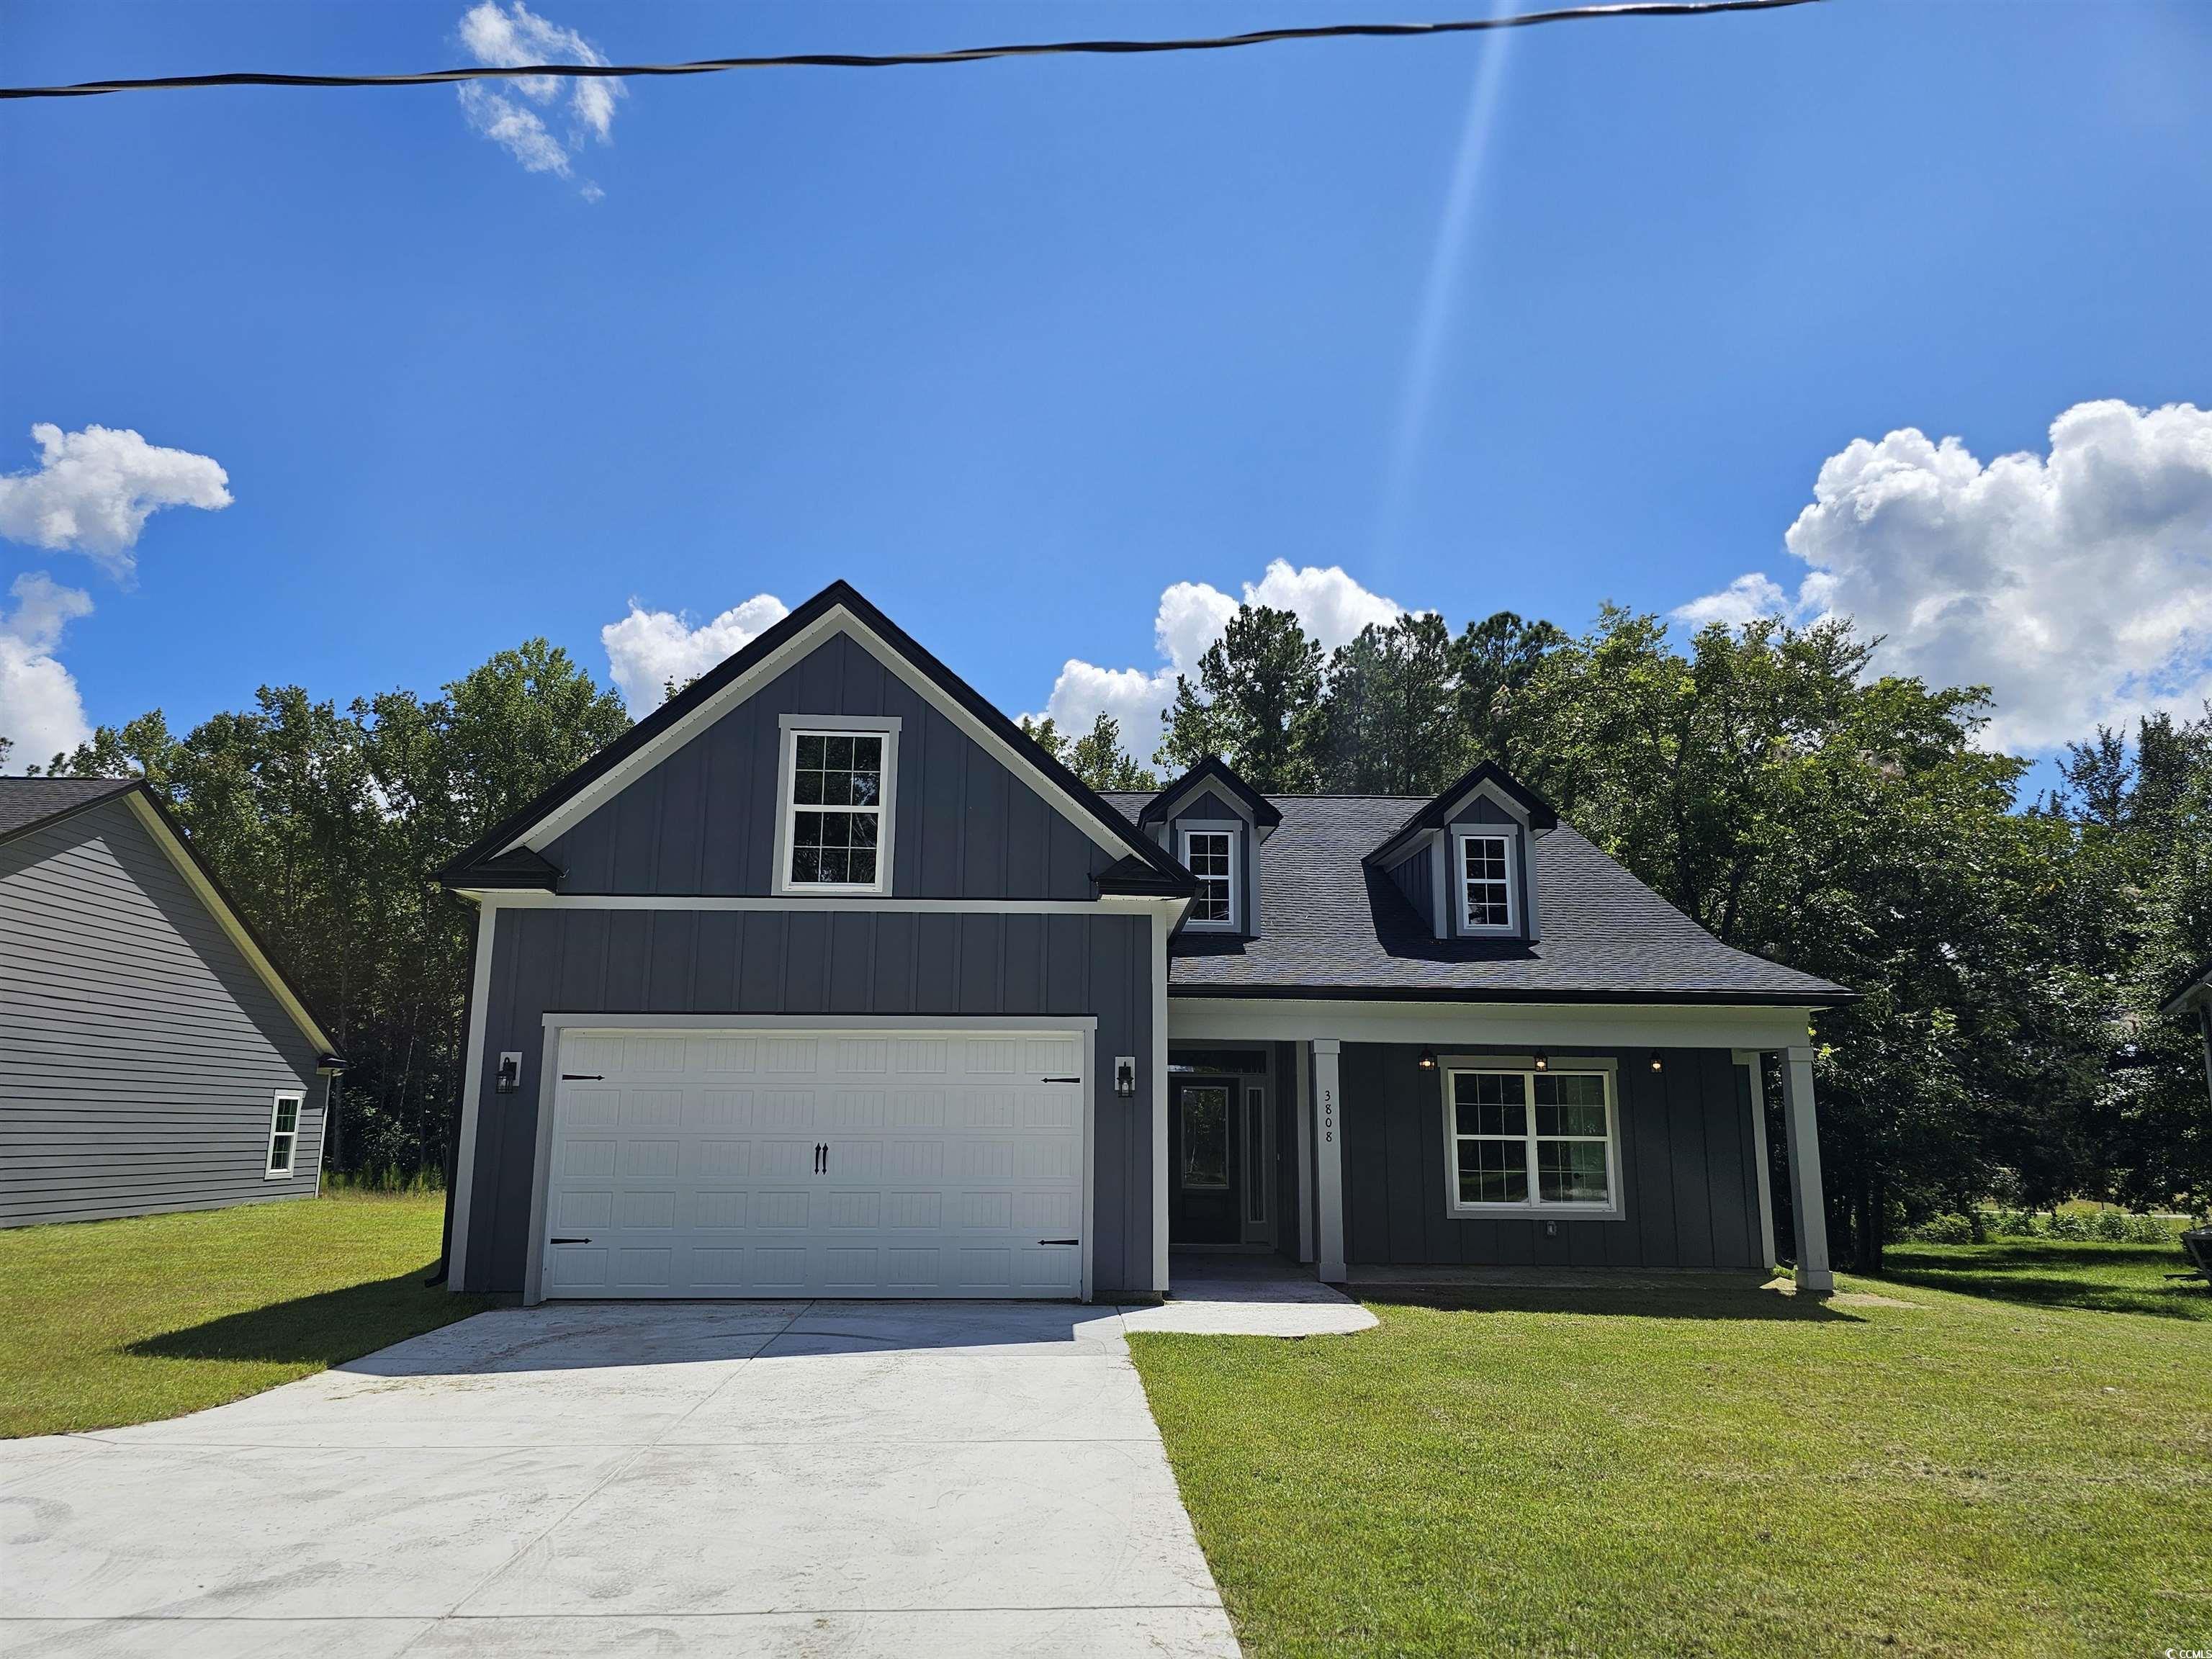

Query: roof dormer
[1142,757,1280,938]
[1366,760,1557,945]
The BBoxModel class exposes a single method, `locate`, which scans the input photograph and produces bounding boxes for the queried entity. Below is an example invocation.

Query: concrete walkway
[0,1286,1365,1659]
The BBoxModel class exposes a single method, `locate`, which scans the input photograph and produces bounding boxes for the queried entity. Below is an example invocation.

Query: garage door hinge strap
[1041,1076,1079,1083]
[561,1074,603,1081]
[1039,1238,1079,1246]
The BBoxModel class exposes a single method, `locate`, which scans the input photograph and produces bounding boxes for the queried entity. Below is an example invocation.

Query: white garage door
[539,1028,1087,1300]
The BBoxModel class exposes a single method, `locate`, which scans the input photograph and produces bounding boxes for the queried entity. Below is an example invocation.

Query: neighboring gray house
[439,580,1848,1303]
[1,778,342,1227]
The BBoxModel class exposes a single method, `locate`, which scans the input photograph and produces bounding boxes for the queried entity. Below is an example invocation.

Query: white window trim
[1178,820,1241,931]
[265,1090,305,1179]
[1438,1057,1623,1219]
[771,714,902,896]
[1453,824,1521,936]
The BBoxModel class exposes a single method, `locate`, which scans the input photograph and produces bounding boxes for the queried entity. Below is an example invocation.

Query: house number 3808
[1322,1088,1335,1143]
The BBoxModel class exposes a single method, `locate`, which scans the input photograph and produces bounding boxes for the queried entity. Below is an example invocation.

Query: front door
[1170,1076,1238,1244]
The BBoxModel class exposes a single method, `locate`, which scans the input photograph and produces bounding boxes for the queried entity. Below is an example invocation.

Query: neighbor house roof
[439,580,1195,899]
[1102,791,1850,1005]
[0,775,138,843]
[0,776,341,1054]
[2163,956,2212,1018]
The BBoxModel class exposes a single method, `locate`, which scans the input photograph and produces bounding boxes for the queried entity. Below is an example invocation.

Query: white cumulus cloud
[456,1,622,191]
[0,423,231,580]
[1026,560,1410,760]
[602,593,789,714]
[0,573,94,765]
[1676,400,2212,752]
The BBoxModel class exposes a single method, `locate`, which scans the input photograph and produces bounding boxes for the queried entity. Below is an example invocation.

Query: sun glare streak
[1373,21,1516,563]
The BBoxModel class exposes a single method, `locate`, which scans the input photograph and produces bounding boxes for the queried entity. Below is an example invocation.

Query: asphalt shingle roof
[0,777,137,844]
[1102,791,1848,1004]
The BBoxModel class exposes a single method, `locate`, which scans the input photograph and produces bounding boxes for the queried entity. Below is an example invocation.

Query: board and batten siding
[459,904,1156,1296]
[0,799,325,1227]
[1340,1043,1763,1270]
[543,631,1111,900]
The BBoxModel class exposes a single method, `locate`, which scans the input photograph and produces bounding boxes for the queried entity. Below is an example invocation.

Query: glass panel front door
[1170,1078,1241,1244]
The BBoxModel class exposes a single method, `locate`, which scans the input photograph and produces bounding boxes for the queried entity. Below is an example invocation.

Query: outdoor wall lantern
[1532,1050,1549,1071]
[1416,1047,1438,1071]
[495,1051,522,1095]
[1113,1056,1137,1097]
[1650,1052,1665,1072]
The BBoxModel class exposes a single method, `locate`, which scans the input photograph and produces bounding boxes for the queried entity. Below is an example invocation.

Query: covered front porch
[1161,1002,1835,1295]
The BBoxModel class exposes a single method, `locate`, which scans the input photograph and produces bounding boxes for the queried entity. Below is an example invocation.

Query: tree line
[12,602,2208,1264]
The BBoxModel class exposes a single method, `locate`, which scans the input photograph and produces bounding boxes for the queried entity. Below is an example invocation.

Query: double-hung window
[266,1092,303,1179]
[1455,830,1517,932]
[1179,826,1237,928]
[778,721,898,892]
[1443,1064,1619,1215]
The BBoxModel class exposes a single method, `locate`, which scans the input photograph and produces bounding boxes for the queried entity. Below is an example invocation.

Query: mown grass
[1879,1236,2208,1321]
[1131,1251,2212,1658]
[0,1192,491,1439]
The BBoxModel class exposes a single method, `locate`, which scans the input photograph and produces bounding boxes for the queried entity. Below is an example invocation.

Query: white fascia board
[468,891,1177,914]
[121,792,335,1055]
[1166,997,1819,1052]
[506,606,1148,873]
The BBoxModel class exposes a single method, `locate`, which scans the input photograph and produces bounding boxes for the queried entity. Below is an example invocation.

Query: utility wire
[1,0,1823,102]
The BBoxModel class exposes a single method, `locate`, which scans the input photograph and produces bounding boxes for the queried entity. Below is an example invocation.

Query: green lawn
[1877,1236,2209,1321]
[0,1191,492,1439]
[1130,1246,2212,1658]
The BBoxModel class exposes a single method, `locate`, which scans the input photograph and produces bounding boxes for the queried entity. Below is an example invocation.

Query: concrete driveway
[1,1301,1242,1658]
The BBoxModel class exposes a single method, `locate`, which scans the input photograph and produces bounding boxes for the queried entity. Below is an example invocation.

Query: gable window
[776,719,899,893]
[1456,830,1517,932]
[1442,1064,1619,1215]
[1179,826,1238,929]
[266,1092,303,1179]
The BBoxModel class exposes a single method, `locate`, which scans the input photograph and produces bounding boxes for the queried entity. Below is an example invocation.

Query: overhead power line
[2,0,1823,102]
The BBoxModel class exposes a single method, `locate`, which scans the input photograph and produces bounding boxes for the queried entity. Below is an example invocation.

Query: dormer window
[775,716,900,894]
[1456,830,1517,933]
[1180,826,1238,929]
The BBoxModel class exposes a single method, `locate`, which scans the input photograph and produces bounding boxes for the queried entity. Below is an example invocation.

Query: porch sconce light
[1649,1052,1665,1073]
[1416,1047,1438,1071]
[1113,1056,1138,1097]
[1532,1050,1549,1071]
[494,1051,522,1095]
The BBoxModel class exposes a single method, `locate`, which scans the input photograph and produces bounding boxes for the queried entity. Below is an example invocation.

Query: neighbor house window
[1456,831,1516,932]
[266,1092,303,1178]
[1442,1065,1617,1214]
[778,721,899,892]
[1180,827,1237,928]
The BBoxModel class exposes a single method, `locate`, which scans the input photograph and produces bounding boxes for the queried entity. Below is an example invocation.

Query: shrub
[1990,1209,2043,1238]
[2091,1210,2132,1242]
[1912,1213,1977,1244]
[2046,1210,2092,1241]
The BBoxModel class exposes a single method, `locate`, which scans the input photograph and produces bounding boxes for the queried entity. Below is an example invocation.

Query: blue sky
[4,0,2209,774]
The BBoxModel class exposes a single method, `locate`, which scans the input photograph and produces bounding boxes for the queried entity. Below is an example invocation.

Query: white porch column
[1733,1050,1779,1274]
[1313,1039,1346,1282]
[1294,1040,1316,1264]
[1780,1045,1833,1293]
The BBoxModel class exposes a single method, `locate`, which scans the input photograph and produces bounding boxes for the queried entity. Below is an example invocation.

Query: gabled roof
[0,775,138,842]
[1365,759,1559,868]
[1138,756,1282,830]
[1,776,341,1055]
[439,580,1194,897]
[1102,791,1850,1006]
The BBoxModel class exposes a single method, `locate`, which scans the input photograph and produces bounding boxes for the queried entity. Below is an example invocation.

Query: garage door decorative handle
[814,1143,827,1174]
[1041,1076,1079,1083]
[1038,1238,1078,1246]
[561,1074,603,1081]
[551,1236,592,1244]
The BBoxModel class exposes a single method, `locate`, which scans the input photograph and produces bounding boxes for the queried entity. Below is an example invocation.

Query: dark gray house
[439,580,1846,1303]
[1,778,342,1227]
